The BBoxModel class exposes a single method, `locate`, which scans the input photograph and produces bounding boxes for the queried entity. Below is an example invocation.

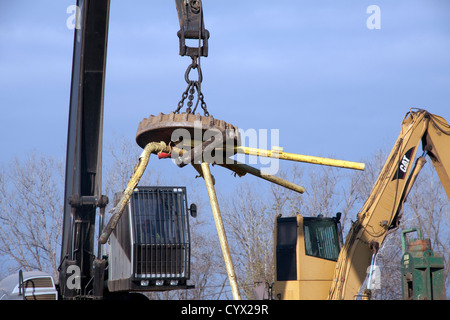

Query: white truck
[0,270,57,300]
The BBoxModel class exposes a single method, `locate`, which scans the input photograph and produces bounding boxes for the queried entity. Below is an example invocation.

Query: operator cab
[273,213,343,299]
[108,186,194,293]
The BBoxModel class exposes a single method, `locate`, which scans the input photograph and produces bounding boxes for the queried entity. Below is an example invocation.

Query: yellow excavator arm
[328,109,450,299]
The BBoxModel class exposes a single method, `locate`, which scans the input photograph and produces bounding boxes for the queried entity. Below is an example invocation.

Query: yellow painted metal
[175,143,306,193]
[423,112,450,200]
[99,141,170,245]
[218,161,305,194]
[273,215,337,300]
[328,110,450,300]
[236,146,365,171]
[191,163,216,185]
[201,162,242,300]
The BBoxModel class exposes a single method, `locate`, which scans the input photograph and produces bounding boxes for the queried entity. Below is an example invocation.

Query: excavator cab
[273,213,343,300]
[107,186,194,293]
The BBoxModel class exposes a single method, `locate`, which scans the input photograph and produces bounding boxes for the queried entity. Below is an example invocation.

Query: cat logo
[399,154,411,173]
[393,147,415,180]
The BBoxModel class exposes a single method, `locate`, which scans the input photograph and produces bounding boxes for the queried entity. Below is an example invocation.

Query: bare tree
[103,134,163,197]
[0,152,64,280]
[219,178,275,299]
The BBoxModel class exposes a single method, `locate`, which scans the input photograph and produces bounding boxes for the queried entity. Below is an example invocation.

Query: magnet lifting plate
[136,112,241,150]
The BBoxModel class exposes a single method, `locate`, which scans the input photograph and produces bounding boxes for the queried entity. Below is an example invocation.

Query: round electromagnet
[136,112,241,151]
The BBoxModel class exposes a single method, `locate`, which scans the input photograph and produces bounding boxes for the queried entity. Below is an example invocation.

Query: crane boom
[59,0,110,299]
[328,109,450,299]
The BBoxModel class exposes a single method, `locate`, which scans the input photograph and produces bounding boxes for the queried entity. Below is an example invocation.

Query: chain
[174,56,209,116]
[174,0,209,116]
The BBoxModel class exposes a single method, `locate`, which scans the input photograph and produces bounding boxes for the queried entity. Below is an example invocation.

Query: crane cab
[273,213,343,300]
[107,186,193,293]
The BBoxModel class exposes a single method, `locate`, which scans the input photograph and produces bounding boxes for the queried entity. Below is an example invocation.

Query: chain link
[174,56,209,116]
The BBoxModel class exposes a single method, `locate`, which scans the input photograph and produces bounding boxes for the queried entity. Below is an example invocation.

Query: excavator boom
[273,109,449,300]
[328,109,450,299]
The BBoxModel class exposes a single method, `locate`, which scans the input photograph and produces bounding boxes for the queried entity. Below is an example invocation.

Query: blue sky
[1,0,449,179]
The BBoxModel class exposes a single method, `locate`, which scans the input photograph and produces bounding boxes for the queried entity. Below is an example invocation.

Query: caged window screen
[130,187,190,279]
[303,218,340,261]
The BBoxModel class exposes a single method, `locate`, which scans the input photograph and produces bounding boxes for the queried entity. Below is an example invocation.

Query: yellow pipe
[99,141,170,245]
[218,161,305,194]
[236,146,365,171]
[201,162,241,300]
[191,163,216,185]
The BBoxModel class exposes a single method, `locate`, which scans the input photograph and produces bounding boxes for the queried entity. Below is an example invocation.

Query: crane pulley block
[175,0,210,57]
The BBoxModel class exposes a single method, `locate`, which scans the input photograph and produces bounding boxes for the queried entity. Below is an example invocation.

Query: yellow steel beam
[235,146,365,171]
[218,161,305,194]
[173,140,364,171]
[201,162,242,300]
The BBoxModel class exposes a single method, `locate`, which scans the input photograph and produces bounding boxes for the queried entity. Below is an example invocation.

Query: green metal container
[400,228,446,300]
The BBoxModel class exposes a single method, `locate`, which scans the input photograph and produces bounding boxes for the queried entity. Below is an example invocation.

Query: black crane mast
[59,0,110,299]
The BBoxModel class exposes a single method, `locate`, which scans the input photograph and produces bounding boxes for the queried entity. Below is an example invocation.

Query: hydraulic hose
[98,141,170,245]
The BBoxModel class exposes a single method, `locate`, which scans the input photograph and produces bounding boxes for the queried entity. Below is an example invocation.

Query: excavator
[272,108,450,300]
